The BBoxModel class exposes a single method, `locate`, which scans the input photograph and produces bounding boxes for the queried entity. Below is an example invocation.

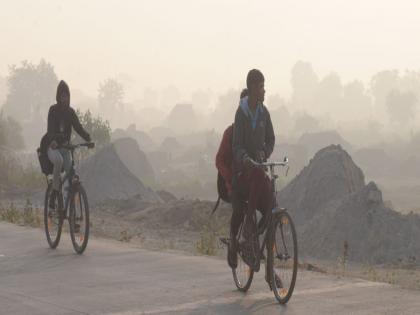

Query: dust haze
[1,0,420,283]
[2,0,420,210]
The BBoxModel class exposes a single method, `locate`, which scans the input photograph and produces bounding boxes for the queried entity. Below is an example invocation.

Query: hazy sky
[1,0,420,102]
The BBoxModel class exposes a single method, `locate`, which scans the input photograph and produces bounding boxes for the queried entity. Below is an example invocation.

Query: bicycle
[43,142,94,254]
[222,157,298,304]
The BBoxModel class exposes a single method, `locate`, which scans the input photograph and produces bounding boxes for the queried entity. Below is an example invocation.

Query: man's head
[56,80,70,107]
[246,69,265,103]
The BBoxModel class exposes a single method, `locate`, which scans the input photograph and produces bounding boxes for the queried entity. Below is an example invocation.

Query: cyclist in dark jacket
[229,69,275,269]
[40,80,91,208]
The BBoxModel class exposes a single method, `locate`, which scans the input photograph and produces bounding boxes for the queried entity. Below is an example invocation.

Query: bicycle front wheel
[69,185,90,254]
[44,185,63,249]
[267,210,298,304]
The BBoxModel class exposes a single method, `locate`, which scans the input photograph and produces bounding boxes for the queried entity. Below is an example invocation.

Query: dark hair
[240,88,248,99]
[246,69,264,90]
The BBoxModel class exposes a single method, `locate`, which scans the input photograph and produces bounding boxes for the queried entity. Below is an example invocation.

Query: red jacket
[215,125,234,193]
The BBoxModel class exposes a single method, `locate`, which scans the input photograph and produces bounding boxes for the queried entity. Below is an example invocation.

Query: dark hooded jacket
[232,96,275,172]
[40,80,91,154]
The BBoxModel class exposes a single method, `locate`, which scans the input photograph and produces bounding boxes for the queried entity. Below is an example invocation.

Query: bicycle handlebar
[61,142,95,150]
[249,157,289,168]
[249,157,290,177]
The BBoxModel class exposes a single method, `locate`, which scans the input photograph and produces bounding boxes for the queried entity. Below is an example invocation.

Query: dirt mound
[113,137,156,185]
[279,144,365,223]
[112,125,156,152]
[301,182,420,263]
[166,104,197,133]
[279,144,420,264]
[79,143,161,205]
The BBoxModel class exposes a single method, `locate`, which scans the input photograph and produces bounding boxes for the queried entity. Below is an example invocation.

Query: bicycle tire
[44,185,63,249]
[267,210,298,304]
[69,185,90,254]
[232,252,254,292]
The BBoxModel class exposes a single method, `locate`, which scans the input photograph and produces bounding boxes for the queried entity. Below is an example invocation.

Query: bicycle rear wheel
[44,185,63,249]
[69,185,90,254]
[267,210,298,304]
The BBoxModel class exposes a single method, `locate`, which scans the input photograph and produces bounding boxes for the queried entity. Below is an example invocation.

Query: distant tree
[385,90,417,125]
[0,116,5,147]
[0,76,6,106]
[315,73,342,116]
[399,70,420,99]
[98,78,124,118]
[291,61,319,111]
[267,94,286,109]
[370,70,399,110]
[73,109,111,151]
[2,59,58,122]
[0,111,25,150]
[293,112,320,136]
[167,104,197,133]
[212,89,240,131]
[269,105,293,136]
[342,80,372,120]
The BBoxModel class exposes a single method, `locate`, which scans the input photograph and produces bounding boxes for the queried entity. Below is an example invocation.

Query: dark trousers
[230,167,274,237]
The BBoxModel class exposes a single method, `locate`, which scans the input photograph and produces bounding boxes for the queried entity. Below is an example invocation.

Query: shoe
[227,233,238,269]
[49,190,57,209]
[274,274,283,288]
[266,272,283,289]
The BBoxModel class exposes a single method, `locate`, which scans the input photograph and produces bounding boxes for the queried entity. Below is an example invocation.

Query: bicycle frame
[231,157,297,303]
[238,158,290,262]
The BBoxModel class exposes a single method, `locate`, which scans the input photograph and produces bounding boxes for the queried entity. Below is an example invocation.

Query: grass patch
[0,200,42,227]
[196,224,217,256]
[0,202,21,224]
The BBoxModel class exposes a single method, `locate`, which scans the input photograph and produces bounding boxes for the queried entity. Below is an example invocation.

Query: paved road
[0,222,419,315]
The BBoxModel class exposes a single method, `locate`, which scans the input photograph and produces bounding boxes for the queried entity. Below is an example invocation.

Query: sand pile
[302,182,420,263]
[279,145,420,264]
[79,143,161,205]
[279,145,365,223]
[112,125,156,152]
[113,137,156,185]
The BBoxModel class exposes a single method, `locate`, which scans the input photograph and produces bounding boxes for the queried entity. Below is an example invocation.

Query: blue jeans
[47,148,71,191]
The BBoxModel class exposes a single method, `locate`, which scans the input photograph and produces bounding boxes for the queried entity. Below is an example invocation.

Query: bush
[0,203,21,224]
[0,155,44,190]
[196,224,217,256]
